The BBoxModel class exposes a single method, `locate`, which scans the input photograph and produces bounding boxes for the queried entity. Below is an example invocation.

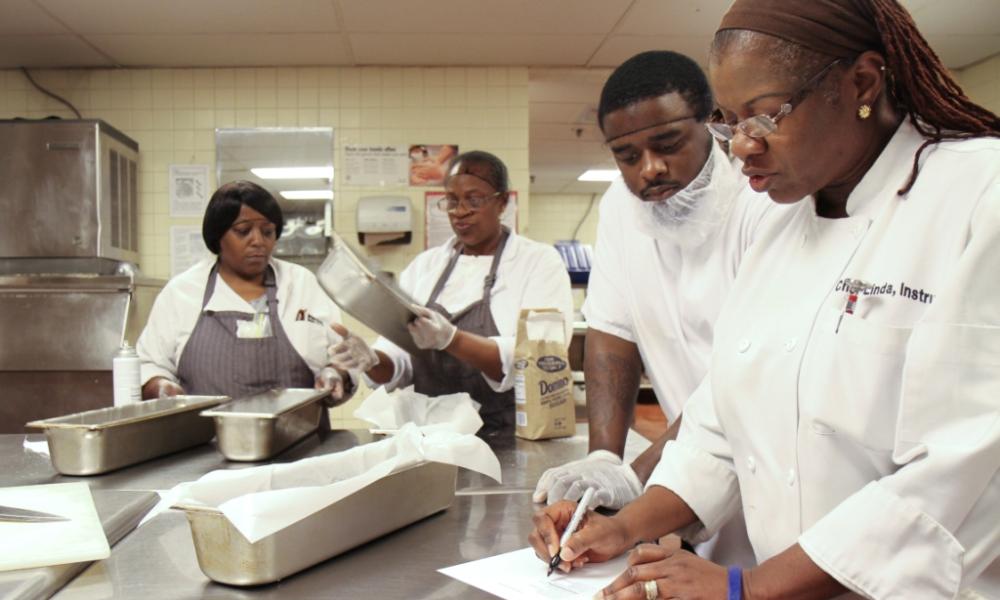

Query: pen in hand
[547,487,596,577]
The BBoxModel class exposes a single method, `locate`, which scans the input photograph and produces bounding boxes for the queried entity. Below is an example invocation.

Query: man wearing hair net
[533,51,789,564]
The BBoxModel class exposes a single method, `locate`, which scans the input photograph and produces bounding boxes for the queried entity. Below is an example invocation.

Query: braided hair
[867,0,1000,193]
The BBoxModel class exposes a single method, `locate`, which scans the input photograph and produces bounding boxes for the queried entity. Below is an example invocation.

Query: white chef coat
[582,143,781,420]
[371,230,574,392]
[649,121,1000,599]
[138,257,343,385]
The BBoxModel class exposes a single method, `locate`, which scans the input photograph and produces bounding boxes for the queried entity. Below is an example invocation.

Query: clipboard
[317,234,421,354]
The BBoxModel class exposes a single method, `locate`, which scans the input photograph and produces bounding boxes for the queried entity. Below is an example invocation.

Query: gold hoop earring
[858,104,872,120]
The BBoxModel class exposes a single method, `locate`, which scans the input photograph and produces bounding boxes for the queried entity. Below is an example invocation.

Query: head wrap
[444,150,509,194]
[717,0,882,58]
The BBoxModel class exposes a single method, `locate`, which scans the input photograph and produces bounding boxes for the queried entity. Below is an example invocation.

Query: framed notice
[409,144,458,187]
[343,145,409,186]
[424,191,518,249]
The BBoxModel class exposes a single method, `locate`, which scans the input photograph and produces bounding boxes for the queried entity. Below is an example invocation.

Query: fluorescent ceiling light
[577,169,619,182]
[279,190,334,200]
[252,166,334,180]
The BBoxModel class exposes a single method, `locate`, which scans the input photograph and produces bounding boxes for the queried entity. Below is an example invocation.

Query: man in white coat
[532,51,783,563]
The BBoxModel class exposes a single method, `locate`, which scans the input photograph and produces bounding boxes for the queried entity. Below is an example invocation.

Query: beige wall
[0,66,530,279]
[524,191,600,246]
[0,65,529,426]
[958,53,1000,115]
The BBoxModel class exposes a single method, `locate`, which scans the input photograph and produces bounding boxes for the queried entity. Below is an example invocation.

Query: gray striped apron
[410,227,514,435]
[177,263,315,398]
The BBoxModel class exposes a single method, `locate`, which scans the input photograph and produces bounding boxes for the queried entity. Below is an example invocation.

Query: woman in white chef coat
[530,1,1000,598]
[138,180,351,402]
[329,151,574,433]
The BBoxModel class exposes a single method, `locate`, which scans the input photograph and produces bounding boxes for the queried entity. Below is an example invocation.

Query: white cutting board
[0,482,110,571]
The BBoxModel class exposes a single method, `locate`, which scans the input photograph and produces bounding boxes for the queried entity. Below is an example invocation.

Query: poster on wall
[168,164,210,217]
[409,144,458,187]
[424,191,518,249]
[170,225,212,276]
[343,145,409,186]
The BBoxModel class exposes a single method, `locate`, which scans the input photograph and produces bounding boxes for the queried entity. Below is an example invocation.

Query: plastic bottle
[113,342,141,406]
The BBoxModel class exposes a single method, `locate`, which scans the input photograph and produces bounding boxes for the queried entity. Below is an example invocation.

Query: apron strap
[427,226,511,307]
[480,226,510,302]
[201,261,221,309]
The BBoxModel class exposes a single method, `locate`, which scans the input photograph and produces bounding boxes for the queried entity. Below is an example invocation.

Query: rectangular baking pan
[174,461,457,586]
[25,396,227,475]
[200,388,328,462]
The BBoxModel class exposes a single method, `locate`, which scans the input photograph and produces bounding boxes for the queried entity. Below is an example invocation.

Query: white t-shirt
[371,231,574,393]
[583,143,782,420]
[137,257,343,385]
[434,254,495,314]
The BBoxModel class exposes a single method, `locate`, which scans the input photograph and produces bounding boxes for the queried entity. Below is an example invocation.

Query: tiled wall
[0,66,530,280]
[0,65,529,426]
[524,192,600,246]
[958,53,1000,115]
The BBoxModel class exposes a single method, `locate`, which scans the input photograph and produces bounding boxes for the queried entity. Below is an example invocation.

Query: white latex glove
[314,365,349,406]
[328,325,379,372]
[532,450,643,510]
[407,305,457,351]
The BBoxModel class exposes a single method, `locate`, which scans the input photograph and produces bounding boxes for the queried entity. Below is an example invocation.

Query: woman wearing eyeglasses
[530,0,1000,598]
[329,150,574,433]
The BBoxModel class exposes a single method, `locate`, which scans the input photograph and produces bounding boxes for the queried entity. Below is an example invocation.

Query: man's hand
[533,450,644,510]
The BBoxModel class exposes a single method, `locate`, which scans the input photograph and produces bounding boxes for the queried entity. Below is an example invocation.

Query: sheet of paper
[0,482,110,571]
[170,225,212,276]
[168,164,210,217]
[440,547,626,600]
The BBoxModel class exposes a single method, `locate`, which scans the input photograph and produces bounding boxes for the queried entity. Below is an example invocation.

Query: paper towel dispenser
[356,195,412,245]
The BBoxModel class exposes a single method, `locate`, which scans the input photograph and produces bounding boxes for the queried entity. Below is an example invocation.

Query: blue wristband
[728,566,743,600]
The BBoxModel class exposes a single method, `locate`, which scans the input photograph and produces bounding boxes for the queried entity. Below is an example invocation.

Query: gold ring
[644,579,658,600]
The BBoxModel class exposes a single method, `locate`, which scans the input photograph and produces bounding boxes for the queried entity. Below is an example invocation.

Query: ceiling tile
[616,0,733,36]
[0,0,68,34]
[339,0,631,34]
[350,33,603,66]
[589,34,715,68]
[0,34,111,67]
[36,0,339,34]
[86,33,351,67]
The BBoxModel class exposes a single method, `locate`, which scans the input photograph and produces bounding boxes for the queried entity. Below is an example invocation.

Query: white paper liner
[353,385,483,432]
[149,421,500,543]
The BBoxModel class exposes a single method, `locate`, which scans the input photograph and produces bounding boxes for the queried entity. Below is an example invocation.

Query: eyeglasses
[436,192,502,213]
[706,58,843,142]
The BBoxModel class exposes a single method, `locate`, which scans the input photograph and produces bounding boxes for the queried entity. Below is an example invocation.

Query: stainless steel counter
[55,494,537,599]
[5,429,649,494]
[0,427,650,599]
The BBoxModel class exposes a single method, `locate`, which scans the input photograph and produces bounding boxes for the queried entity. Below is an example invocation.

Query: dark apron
[410,227,515,434]
[177,263,315,398]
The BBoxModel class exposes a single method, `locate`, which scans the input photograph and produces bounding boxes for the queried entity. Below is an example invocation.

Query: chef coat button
[737,339,751,353]
[746,456,756,473]
[784,338,796,352]
[787,469,796,486]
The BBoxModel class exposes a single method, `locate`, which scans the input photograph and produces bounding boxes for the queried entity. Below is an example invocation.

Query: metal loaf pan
[200,388,328,462]
[175,461,457,586]
[25,396,228,475]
